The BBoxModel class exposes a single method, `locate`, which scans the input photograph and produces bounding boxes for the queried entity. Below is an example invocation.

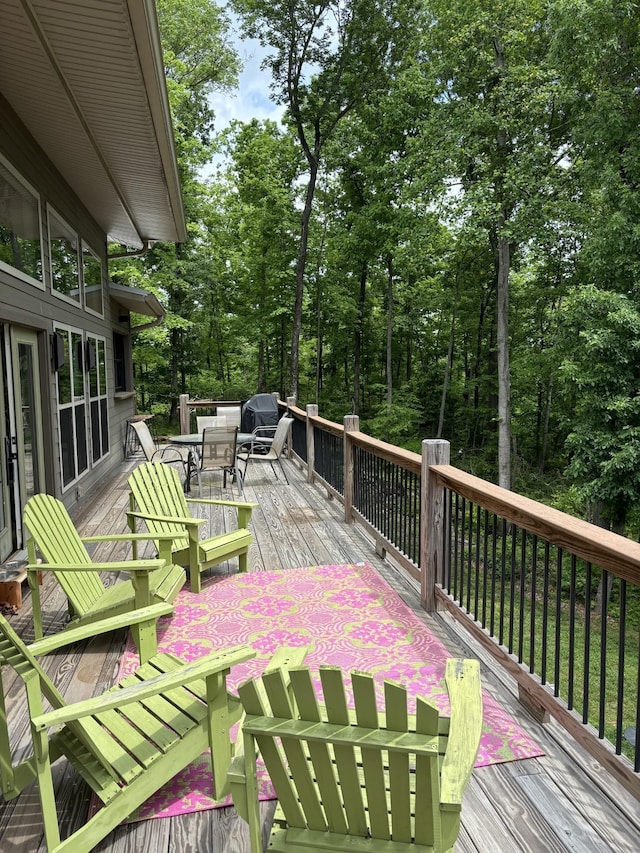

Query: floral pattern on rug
[116,561,543,821]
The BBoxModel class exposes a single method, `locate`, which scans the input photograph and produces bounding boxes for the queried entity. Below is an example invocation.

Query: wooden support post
[179,394,190,434]
[421,439,450,612]
[343,415,359,524]
[306,404,318,483]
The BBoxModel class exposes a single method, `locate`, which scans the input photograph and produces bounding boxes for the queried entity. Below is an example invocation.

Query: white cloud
[209,36,284,131]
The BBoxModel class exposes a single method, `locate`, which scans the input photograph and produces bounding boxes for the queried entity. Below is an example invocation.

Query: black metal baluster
[530,535,538,674]
[466,499,473,613]
[616,580,626,754]
[599,571,609,738]
[568,554,577,710]
[518,529,527,663]
[490,514,498,638]
[482,508,489,629]
[508,525,517,654]
[541,541,550,685]
[452,493,460,602]
[499,517,507,646]
[583,562,592,724]
[554,549,563,698]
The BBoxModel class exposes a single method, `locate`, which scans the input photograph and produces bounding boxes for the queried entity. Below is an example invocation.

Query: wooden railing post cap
[307,404,318,416]
[422,439,450,465]
[344,414,359,431]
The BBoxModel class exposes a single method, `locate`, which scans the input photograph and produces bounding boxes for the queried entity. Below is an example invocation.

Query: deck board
[1,451,639,851]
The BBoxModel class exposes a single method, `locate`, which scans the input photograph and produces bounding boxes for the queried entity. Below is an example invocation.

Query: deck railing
[281,401,640,801]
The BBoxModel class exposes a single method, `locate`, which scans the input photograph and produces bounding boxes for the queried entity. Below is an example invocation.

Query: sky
[206,30,284,172]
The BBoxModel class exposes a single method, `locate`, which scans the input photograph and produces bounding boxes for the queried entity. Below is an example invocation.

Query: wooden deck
[1,453,639,852]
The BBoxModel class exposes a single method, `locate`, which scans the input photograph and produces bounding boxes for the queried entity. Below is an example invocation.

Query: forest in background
[109,0,640,538]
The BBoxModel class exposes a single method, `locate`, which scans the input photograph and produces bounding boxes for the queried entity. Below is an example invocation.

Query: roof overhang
[0,0,187,247]
[109,281,166,332]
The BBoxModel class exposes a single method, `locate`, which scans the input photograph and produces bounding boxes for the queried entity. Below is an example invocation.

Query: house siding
[0,93,135,518]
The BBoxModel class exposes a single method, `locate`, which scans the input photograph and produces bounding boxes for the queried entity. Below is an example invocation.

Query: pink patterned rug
[115,562,543,821]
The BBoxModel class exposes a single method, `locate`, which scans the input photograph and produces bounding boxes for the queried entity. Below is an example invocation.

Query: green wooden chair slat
[385,680,412,844]
[23,493,185,662]
[289,667,350,835]
[231,659,482,853]
[320,666,369,837]
[352,672,390,840]
[128,461,258,593]
[414,696,445,849]
[0,611,256,852]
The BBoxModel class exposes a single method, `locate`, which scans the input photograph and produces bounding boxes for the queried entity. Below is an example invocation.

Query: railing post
[344,415,359,523]
[421,439,450,612]
[306,404,318,483]
[179,394,189,434]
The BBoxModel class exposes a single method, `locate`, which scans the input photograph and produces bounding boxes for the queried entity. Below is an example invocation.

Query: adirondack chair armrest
[81,532,184,544]
[439,658,483,809]
[30,644,256,732]
[126,509,206,529]
[27,559,166,574]
[185,497,258,529]
[26,603,174,656]
[185,498,259,510]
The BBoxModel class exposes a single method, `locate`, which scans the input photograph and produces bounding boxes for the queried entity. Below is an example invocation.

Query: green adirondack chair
[0,607,255,853]
[24,493,185,662]
[127,461,258,593]
[229,658,483,853]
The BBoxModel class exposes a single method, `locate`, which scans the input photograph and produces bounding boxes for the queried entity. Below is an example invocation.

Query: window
[87,336,109,461]
[113,332,130,392]
[55,326,109,487]
[48,208,79,303]
[0,156,43,286]
[83,241,104,316]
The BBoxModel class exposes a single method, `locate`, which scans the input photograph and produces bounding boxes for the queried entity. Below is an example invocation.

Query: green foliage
[555,286,640,526]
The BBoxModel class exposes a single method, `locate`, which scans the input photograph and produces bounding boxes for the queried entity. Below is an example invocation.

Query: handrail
[349,430,421,474]
[432,464,640,586]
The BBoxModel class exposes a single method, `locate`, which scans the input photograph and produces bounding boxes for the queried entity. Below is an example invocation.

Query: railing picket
[568,554,577,711]
[474,503,481,619]
[482,508,489,628]
[499,517,507,646]
[530,535,538,675]
[599,572,609,739]
[541,541,550,685]
[518,529,527,663]
[490,515,497,638]
[583,562,592,724]
[466,499,473,613]
[554,549,563,698]
[509,525,517,654]
[616,580,626,754]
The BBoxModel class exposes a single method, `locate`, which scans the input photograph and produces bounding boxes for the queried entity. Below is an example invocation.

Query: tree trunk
[538,373,553,473]
[438,274,459,438]
[353,261,368,414]
[386,255,394,407]
[496,229,511,489]
[289,156,319,400]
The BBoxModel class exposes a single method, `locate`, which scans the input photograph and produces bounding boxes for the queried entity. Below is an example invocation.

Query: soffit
[0,0,187,247]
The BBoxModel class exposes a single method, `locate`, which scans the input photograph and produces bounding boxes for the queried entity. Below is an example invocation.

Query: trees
[111,0,240,420]
[231,0,423,399]
[556,287,640,533]
[424,0,570,488]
